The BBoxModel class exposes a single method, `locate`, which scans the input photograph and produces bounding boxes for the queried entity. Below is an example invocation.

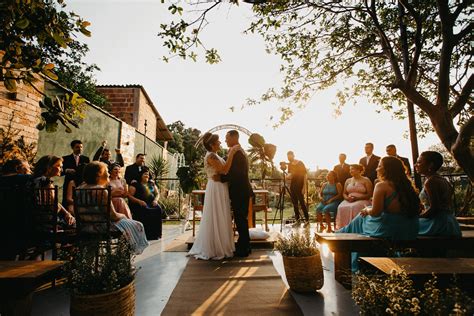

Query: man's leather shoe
[233,250,249,257]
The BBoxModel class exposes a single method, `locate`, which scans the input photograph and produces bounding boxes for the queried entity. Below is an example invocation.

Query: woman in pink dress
[336,164,373,229]
[109,163,132,219]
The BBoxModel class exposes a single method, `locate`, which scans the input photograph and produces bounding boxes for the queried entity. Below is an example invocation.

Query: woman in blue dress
[337,156,420,271]
[316,171,342,232]
[415,151,461,237]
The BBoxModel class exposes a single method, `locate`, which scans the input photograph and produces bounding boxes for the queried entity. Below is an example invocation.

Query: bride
[188,132,240,260]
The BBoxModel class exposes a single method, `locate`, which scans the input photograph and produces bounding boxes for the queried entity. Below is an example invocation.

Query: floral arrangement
[353,270,474,315]
[63,237,135,295]
[274,231,318,257]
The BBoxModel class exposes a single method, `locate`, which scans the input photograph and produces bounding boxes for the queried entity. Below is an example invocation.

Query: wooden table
[0,260,65,315]
[249,190,269,232]
[191,189,270,236]
[191,190,206,237]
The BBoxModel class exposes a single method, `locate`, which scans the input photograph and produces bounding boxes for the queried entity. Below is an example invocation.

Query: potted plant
[64,237,136,316]
[274,231,324,292]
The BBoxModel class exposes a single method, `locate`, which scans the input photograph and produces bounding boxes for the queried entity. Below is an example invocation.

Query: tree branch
[449,73,474,117]
[399,0,423,86]
[436,0,455,108]
[453,22,474,46]
[364,0,404,83]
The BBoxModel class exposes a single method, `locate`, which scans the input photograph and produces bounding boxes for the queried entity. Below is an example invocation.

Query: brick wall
[137,89,157,141]
[96,87,136,126]
[0,80,43,145]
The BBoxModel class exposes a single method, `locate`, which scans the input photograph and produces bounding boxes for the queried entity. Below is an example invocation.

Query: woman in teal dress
[415,151,461,237]
[316,171,342,232]
[337,156,420,271]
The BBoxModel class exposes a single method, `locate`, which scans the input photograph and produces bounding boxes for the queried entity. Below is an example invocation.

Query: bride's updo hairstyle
[202,132,219,151]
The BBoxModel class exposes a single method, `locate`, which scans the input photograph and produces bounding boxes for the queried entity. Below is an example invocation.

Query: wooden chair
[73,186,118,240]
[0,185,32,260]
[31,186,75,260]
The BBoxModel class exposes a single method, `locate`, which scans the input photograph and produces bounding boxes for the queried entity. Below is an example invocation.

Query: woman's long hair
[33,155,62,178]
[379,156,420,217]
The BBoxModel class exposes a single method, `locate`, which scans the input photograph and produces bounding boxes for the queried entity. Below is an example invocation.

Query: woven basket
[283,253,324,293]
[70,281,135,316]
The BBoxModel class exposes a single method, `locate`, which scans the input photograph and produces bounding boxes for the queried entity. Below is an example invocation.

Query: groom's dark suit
[221,150,253,256]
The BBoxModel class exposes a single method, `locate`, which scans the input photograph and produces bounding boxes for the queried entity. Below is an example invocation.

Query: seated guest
[109,163,132,219]
[338,156,420,271]
[0,159,32,184]
[124,153,146,185]
[76,162,148,254]
[333,153,351,187]
[0,159,33,259]
[33,155,76,228]
[93,140,124,167]
[65,163,87,215]
[128,167,162,240]
[415,151,461,237]
[386,144,411,176]
[315,171,342,233]
[336,164,372,229]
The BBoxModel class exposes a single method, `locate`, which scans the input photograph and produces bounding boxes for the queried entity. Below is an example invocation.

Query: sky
[68,0,440,170]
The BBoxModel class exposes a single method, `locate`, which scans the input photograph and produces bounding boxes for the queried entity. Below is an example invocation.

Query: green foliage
[149,155,169,183]
[158,196,183,219]
[37,92,87,133]
[0,0,91,89]
[51,41,107,107]
[353,271,474,315]
[248,133,277,181]
[158,1,474,179]
[0,113,37,166]
[274,231,318,257]
[176,165,199,194]
[63,237,135,295]
[0,0,102,131]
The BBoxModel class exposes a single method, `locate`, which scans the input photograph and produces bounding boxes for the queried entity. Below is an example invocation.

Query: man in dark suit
[62,140,90,204]
[333,153,351,187]
[386,144,412,176]
[124,153,146,185]
[287,151,309,225]
[359,142,380,184]
[92,140,124,167]
[216,130,252,257]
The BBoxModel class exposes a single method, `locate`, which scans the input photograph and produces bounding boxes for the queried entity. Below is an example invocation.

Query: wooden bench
[0,260,65,315]
[315,230,474,287]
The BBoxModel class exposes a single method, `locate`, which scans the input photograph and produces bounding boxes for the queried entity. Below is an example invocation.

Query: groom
[215,130,253,257]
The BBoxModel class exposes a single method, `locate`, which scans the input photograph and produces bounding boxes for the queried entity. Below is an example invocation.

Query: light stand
[272,170,292,232]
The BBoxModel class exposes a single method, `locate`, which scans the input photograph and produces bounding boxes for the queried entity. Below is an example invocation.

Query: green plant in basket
[64,237,135,295]
[275,230,324,292]
[274,231,318,257]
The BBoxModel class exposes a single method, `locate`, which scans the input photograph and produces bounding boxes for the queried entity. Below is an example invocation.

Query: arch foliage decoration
[194,124,253,148]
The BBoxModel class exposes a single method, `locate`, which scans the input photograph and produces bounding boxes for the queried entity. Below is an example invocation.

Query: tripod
[272,171,292,232]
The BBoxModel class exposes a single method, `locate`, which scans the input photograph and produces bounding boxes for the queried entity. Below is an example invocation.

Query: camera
[279,161,288,172]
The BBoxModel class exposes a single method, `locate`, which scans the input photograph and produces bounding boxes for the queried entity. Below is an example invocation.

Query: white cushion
[249,228,270,240]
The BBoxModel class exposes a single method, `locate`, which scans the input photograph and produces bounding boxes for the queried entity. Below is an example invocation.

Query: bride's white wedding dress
[188,152,235,260]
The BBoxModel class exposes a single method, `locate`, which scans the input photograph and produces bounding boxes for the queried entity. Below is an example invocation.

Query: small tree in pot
[275,231,324,292]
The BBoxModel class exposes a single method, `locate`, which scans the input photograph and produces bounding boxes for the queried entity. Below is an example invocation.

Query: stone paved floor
[31,224,358,315]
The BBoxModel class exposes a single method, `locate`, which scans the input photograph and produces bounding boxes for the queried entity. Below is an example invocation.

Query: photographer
[286,151,309,226]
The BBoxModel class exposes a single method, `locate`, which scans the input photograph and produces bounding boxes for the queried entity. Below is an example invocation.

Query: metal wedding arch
[194,124,253,148]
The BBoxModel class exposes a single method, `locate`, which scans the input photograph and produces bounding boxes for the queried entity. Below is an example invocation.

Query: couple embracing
[188,130,253,260]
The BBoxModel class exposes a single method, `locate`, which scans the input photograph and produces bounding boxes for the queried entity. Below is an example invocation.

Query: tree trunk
[430,109,474,181]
